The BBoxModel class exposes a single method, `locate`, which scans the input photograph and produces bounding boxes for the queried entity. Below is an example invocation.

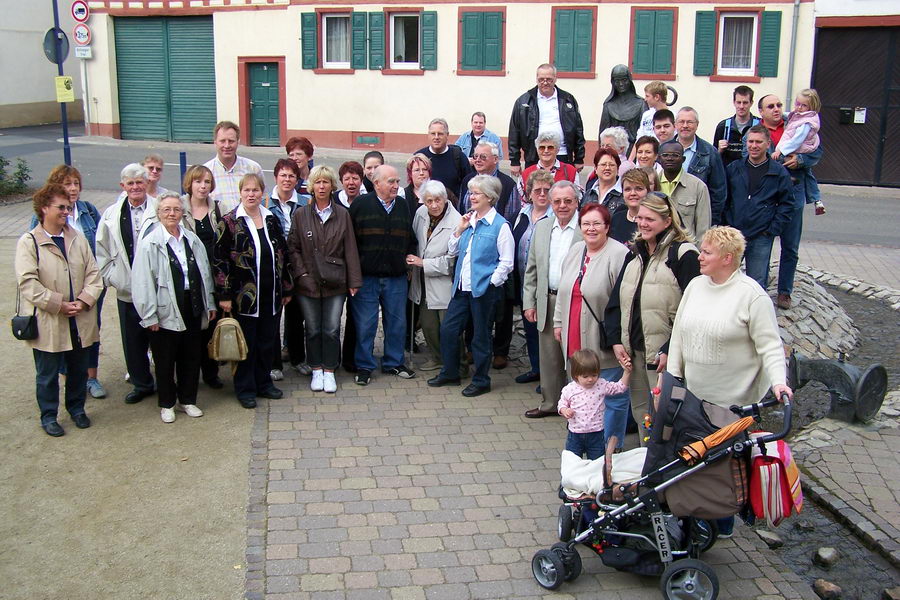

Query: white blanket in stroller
[560,448,647,498]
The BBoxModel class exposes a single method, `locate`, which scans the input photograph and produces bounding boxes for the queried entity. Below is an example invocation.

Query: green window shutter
[758,11,782,77]
[554,10,575,72]
[351,12,367,69]
[572,10,593,72]
[693,11,716,76]
[368,12,385,70]
[460,12,483,71]
[482,11,503,71]
[301,12,317,69]
[420,11,437,70]
[632,9,656,74]
[652,10,674,74]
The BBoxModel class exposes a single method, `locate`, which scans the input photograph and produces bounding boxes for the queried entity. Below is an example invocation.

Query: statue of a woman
[599,65,646,147]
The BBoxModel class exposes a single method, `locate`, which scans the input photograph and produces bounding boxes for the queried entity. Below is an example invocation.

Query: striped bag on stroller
[748,433,803,527]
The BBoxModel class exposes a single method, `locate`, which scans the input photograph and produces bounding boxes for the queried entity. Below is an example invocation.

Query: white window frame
[716,12,758,77]
[389,13,421,70]
[322,13,351,69]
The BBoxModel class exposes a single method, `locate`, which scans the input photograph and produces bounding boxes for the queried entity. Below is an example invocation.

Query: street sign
[73,23,91,45]
[42,28,69,65]
[71,0,89,22]
[74,46,92,59]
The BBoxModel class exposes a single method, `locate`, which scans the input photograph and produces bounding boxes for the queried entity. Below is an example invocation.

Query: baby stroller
[532,372,793,600]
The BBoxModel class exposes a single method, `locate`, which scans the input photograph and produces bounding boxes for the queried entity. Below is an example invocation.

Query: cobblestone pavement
[242,363,818,600]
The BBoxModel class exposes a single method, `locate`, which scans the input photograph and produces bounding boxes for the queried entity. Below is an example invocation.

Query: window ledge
[382,68,425,76]
[557,72,596,80]
[632,73,676,81]
[313,68,355,75]
[710,74,761,83]
[456,69,506,77]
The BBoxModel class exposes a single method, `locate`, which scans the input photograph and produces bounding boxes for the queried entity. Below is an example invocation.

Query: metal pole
[51,0,72,165]
[180,151,188,194]
[80,54,91,136]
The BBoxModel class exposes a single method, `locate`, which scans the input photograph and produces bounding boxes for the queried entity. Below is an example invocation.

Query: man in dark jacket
[724,125,794,292]
[508,64,585,177]
[348,165,417,386]
[713,85,760,167]
[676,107,727,225]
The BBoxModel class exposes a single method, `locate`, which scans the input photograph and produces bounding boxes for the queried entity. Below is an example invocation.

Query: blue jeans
[522,307,540,374]
[566,430,605,460]
[777,205,804,296]
[351,275,407,372]
[298,294,346,371]
[743,234,775,291]
[439,287,498,388]
[34,346,89,425]
[601,366,628,450]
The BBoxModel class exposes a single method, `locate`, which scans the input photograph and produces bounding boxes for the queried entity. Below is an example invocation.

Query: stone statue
[599,65,646,147]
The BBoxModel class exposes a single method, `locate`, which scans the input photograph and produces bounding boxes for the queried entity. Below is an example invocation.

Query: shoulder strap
[724,118,733,140]
[16,234,39,316]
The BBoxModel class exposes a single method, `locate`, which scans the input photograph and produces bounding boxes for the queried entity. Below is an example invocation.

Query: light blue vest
[453,214,507,298]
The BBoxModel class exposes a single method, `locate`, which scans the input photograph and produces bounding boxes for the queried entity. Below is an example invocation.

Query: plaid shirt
[204,155,264,213]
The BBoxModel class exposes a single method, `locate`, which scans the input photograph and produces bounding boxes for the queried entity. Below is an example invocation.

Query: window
[323,14,351,69]
[693,10,782,80]
[458,8,505,75]
[718,13,757,76]
[630,8,677,79]
[390,14,420,69]
[552,7,596,77]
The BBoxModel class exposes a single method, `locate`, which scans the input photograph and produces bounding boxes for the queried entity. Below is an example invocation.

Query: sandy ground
[0,237,250,600]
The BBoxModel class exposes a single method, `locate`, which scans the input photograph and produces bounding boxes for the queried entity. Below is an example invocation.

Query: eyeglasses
[538,145,557,151]
[51,204,72,212]
[531,188,551,196]
[659,152,682,159]
[537,78,555,84]
[472,154,492,161]
[160,207,184,214]
[765,103,783,109]
[675,120,698,126]
[581,221,607,229]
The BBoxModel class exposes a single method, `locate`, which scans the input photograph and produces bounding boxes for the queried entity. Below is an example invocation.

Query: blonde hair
[702,226,745,268]
[238,173,265,193]
[796,88,821,113]
[633,192,693,245]
[182,164,216,195]
[644,81,668,101]
[308,165,339,192]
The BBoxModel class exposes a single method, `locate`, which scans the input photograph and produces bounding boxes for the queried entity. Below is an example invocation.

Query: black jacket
[723,158,795,240]
[508,86,585,168]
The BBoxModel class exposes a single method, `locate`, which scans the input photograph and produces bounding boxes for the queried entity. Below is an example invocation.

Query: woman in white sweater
[667,226,793,537]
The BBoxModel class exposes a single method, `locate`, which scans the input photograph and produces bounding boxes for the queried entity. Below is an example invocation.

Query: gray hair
[428,118,449,134]
[677,106,699,121]
[120,163,148,182]
[419,179,448,202]
[534,130,562,149]
[549,180,581,203]
[599,127,630,154]
[468,174,502,206]
[536,63,557,77]
[157,191,181,203]
[475,141,500,158]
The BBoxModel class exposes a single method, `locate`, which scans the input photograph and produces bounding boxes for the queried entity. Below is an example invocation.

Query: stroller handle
[731,393,792,445]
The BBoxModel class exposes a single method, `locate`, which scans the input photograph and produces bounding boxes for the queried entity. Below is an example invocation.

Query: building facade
[80,0,817,157]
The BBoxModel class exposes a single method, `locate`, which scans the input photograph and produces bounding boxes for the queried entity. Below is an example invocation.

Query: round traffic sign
[73,23,91,46]
[71,0,90,22]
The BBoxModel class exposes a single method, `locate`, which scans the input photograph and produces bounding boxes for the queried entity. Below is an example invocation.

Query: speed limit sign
[73,23,91,46]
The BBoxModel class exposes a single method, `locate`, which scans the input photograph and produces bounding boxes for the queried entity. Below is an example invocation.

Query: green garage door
[114,16,217,142]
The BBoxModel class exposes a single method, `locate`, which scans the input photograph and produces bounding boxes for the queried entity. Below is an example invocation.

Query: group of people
[17,63,802,480]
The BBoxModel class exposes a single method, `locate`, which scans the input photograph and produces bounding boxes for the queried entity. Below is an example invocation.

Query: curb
[796,263,900,312]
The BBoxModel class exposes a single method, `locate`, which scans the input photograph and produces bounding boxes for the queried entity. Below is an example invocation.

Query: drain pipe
[785,0,802,102]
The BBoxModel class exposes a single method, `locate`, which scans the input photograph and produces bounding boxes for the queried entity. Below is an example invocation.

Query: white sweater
[667,269,786,409]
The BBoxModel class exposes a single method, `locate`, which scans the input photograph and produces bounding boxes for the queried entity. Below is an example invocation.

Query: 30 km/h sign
[71,0,90,22]
[73,23,91,46]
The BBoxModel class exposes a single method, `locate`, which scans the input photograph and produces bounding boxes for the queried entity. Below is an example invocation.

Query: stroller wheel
[531,549,565,590]
[557,504,574,541]
[691,519,718,554]
[551,542,583,581]
[660,558,719,600]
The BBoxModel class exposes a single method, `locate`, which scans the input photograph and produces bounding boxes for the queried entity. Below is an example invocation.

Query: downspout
[785,0,802,102]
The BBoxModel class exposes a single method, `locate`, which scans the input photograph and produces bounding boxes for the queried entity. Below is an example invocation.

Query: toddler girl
[772,88,825,215]
[558,348,632,460]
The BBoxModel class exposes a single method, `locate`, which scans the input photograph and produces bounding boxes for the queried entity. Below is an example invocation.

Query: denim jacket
[29,199,102,255]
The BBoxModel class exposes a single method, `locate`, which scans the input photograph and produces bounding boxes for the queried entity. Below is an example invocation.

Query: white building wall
[815,0,899,17]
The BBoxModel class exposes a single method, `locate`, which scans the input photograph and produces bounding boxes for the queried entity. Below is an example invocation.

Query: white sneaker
[311,369,324,392]
[294,362,313,376]
[323,371,337,393]
[161,407,175,423]
[270,369,284,381]
[177,403,203,418]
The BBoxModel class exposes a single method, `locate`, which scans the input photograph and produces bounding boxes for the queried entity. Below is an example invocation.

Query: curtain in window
[326,16,350,63]
[394,19,406,62]
[721,17,753,70]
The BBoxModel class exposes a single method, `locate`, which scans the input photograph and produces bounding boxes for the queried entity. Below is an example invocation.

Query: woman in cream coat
[553,203,629,448]
[405,180,462,372]
[133,193,217,423]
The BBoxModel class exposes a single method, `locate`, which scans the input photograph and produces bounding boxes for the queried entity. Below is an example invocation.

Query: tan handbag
[207,313,248,364]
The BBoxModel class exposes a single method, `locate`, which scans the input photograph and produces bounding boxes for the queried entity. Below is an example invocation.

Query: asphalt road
[2,123,898,248]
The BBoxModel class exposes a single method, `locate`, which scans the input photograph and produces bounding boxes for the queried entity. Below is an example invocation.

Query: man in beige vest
[657,140,711,242]
[522,181,582,418]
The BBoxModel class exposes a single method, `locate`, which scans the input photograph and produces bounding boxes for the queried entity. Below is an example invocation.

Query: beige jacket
[668,171,711,242]
[522,216,582,332]
[95,195,158,302]
[15,226,102,353]
[553,239,629,368]
[408,203,462,310]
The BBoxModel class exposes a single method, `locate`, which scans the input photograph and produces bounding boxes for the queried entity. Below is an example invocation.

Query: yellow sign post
[54,76,75,103]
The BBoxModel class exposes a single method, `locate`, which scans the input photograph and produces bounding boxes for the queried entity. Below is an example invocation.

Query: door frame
[237,56,287,146]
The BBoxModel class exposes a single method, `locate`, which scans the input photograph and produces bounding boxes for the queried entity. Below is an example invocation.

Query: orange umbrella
[678,417,757,464]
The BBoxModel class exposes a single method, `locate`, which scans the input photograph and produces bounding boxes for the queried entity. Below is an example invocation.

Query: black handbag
[11,234,39,341]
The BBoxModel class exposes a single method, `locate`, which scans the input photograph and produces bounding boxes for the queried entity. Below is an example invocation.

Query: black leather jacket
[508,86,585,168]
